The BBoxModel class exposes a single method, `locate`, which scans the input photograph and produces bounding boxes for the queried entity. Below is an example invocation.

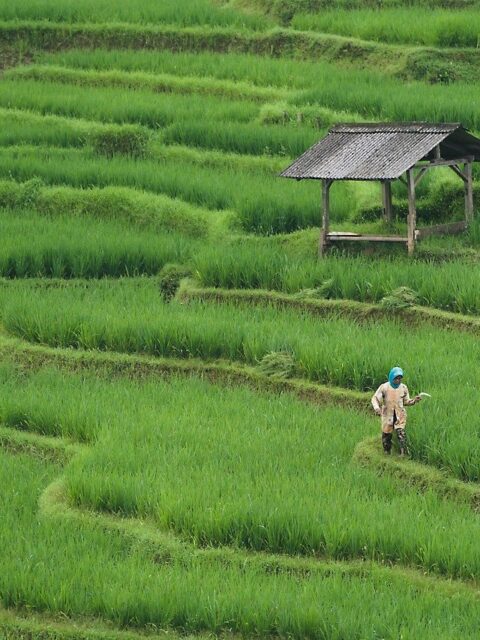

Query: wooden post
[406,169,416,256]
[464,161,474,224]
[319,179,331,258]
[381,180,393,225]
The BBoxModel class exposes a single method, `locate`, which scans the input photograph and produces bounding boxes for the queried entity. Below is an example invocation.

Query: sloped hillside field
[1,1,480,638]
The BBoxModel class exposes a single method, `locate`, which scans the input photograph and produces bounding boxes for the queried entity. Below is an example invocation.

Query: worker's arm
[404,385,421,406]
[371,385,384,415]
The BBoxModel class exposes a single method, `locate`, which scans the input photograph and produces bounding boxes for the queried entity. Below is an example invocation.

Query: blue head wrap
[388,367,404,389]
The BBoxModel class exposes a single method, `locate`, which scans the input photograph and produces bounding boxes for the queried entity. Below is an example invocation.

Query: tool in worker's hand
[418,392,431,398]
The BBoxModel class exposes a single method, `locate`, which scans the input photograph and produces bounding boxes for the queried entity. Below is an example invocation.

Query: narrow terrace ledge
[280,122,480,256]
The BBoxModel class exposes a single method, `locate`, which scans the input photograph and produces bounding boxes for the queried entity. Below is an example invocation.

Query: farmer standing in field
[371,367,422,457]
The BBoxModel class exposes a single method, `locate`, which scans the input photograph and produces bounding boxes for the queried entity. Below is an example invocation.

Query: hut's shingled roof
[280,123,480,181]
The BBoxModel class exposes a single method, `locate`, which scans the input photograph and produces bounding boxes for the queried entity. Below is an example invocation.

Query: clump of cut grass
[380,287,421,310]
[315,278,337,299]
[292,279,336,300]
[256,351,296,378]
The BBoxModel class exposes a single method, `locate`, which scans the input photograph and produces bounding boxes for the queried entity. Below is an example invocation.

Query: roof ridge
[330,122,461,134]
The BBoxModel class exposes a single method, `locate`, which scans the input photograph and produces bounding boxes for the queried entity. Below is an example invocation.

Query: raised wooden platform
[326,232,407,244]
[325,220,468,247]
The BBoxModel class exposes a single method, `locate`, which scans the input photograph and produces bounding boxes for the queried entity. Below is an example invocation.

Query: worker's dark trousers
[382,429,406,453]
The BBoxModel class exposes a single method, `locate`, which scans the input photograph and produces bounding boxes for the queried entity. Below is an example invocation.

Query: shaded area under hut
[281,123,480,256]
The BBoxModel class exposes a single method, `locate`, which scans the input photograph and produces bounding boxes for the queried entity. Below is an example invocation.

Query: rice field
[3,427,480,640]
[1,0,480,638]
[0,277,479,479]
[0,146,352,233]
[291,8,480,48]
[0,209,197,277]
[193,243,480,313]
[0,0,272,29]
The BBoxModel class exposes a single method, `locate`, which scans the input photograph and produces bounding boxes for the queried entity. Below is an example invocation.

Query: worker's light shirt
[371,382,415,433]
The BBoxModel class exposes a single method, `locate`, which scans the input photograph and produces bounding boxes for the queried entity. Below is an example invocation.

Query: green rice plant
[0,276,475,391]
[36,48,355,90]
[0,146,244,209]
[65,377,480,568]
[193,243,480,314]
[293,66,480,130]
[465,218,480,246]
[254,0,480,22]
[1,438,480,638]
[0,108,172,161]
[3,280,472,479]
[6,64,287,102]
[0,0,272,29]
[0,107,95,148]
[0,79,259,129]
[0,177,44,210]
[257,101,363,128]
[0,180,210,237]
[0,146,355,233]
[162,120,319,157]
[0,78,279,158]
[1,365,480,580]
[90,124,150,158]
[25,52,480,130]
[151,142,289,175]
[291,9,480,48]
[0,209,196,278]
[0,107,288,175]
[3,16,477,82]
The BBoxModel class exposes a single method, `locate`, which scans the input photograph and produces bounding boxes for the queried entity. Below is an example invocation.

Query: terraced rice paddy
[1,0,480,638]
[291,8,480,47]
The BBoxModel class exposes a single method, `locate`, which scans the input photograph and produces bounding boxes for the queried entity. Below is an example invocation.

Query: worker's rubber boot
[397,428,407,458]
[382,432,392,455]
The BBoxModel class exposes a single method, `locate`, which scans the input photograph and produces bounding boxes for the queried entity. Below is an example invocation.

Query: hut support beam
[445,160,474,224]
[407,168,416,256]
[381,180,393,224]
[319,179,332,257]
[465,160,474,224]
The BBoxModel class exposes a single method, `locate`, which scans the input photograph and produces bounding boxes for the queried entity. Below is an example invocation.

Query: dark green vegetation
[1,0,480,638]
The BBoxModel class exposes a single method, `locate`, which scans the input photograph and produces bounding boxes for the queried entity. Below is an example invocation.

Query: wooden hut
[280,123,480,256]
